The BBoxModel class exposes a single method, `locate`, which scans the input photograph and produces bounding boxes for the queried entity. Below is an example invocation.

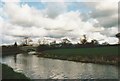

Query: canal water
[1,54,119,79]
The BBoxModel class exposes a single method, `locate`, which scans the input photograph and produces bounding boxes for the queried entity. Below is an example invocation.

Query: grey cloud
[11,34,40,38]
[80,13,90,21]
[84,2,118,28]
[83,2,98,8]
[47,35,64,38]
[44,2,67,18]
[12,21,34,27]
[2,39,13,44]
[47,29,68,38]
[97,17,118,27]
[1,35,16,45]
[91,10,116,18]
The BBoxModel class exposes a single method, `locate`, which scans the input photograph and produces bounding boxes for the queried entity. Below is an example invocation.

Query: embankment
[1,63,31,80]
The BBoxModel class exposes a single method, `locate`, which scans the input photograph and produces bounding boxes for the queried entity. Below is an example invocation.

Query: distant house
[116,33,120,44]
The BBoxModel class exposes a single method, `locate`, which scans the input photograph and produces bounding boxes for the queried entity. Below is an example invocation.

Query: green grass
[40,46,119,65]
[43,46,119,56]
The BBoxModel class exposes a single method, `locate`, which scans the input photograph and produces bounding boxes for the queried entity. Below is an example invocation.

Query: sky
[0,0,119,45]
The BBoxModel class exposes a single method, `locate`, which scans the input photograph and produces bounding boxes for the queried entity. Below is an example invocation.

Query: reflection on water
[1,54,119,79]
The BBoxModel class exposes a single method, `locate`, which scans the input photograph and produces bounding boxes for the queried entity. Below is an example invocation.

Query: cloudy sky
[0,0,119,45]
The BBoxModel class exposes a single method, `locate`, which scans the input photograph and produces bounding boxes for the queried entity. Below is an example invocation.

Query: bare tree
[102,42,109,45]
[14,42,17,47]
[80,35,87,44]
[91,39,99,45]
[50,40,56,45]
[22,37,32,46]
[22,37,29,45]
[38,39,42,45]
[62,38,71,44]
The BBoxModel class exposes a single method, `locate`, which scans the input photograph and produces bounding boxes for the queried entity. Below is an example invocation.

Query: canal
[1,53,119,79]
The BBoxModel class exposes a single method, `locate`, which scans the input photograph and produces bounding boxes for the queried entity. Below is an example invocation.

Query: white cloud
[104,37,118,44]
[101,27,118,37]
[0,1,119,45]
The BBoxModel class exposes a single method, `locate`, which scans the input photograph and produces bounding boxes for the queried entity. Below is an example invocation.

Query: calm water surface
[1,54,119,79]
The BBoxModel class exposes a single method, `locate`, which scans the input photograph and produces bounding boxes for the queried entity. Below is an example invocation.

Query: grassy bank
[1,63,31,80]
[38,45,119,65]
[1,46,20,56]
